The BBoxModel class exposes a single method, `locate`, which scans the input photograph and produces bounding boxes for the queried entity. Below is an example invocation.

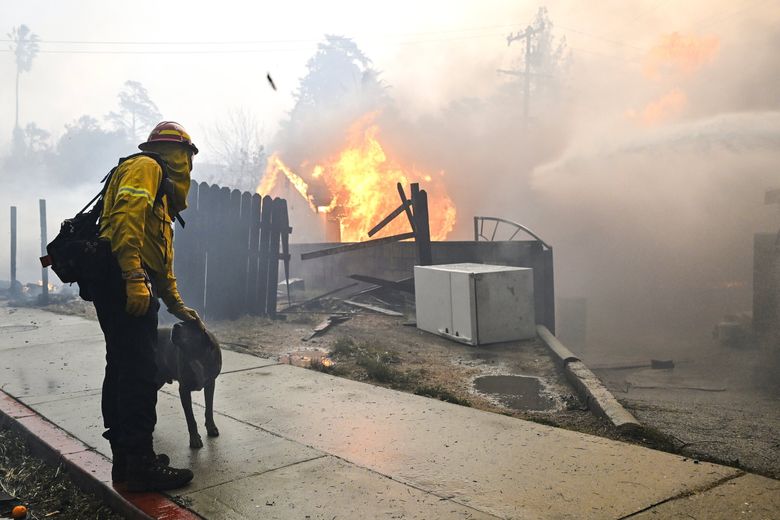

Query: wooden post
[410,185,432,266]
[266,198,283,318]
[39,199,48,305]
[257,195,273,315]
[10,206,17,296]
[247,194,262,314]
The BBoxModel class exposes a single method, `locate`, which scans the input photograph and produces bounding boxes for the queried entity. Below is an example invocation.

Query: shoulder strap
[111,152,186,227]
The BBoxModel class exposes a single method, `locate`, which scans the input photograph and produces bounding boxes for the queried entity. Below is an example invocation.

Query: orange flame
[258,114,457,242]
[259,154,318,213]
[643,32,719,81]
[627,87,688,126]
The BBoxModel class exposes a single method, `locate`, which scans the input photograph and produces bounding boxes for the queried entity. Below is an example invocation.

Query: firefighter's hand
[170,304,203,328]
[124,271,152,317]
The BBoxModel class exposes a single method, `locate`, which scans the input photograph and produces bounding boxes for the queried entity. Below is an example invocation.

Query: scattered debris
[0,490,21,517]
[342,300,404,317]
[348,274,415,294]
[650,359,675,369]
[303,314,351,341]
[278,278,305,294]
[281,283,358,312]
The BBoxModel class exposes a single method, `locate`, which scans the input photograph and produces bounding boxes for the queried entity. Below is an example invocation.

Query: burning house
[257,113,457,244]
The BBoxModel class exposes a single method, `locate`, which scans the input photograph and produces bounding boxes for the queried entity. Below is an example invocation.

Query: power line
[0,23,527,47]
[690,0,771,29]
[0,18,668,64]
[0,29,566,55]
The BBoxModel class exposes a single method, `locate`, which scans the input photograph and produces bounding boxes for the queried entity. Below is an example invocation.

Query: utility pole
[498,21,545,125]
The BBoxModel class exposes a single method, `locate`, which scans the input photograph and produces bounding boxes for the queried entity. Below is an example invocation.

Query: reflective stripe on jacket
[99,155,183,309]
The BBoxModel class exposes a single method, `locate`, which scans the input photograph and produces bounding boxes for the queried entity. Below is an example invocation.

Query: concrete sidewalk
[1,306,778,519]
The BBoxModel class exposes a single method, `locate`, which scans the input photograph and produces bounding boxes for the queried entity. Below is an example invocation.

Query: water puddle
[473,375,556,411]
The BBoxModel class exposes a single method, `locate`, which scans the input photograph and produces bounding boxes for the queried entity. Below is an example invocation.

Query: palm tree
[8,24,40,130]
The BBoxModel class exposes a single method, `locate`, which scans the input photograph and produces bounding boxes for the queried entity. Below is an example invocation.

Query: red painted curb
[0,391,202,520]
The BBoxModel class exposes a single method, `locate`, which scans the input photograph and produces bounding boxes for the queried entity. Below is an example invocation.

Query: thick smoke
[267,6,780,362]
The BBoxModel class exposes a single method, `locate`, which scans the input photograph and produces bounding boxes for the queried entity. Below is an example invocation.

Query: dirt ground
[0,426,122,520]
[19,296,780,480]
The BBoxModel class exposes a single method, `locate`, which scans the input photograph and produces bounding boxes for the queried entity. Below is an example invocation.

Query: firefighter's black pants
[89,259,159,458]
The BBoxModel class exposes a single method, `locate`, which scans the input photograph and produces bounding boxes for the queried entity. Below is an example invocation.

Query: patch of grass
[357,355,407,384]
[330,337,407,383]
[414,384,471,407]
[331,337,359,358]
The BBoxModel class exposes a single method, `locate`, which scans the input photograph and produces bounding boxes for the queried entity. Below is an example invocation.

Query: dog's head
[171,320,222,391]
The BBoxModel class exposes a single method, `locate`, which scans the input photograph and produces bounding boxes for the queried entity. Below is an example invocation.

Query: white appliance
[414,263,535,345]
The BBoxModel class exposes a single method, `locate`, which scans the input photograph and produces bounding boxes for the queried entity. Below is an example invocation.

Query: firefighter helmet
[138,121,199,155]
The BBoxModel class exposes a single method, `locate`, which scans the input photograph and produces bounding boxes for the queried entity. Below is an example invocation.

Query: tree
[106,80,162,141]
[276,35,389,163]
[207,108,266,192]
[8,24,40,131]
[55,115,131,185]
[21,122,50,154]
[292,35,386,114]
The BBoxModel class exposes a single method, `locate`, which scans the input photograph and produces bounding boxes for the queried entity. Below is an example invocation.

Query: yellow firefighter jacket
[99,155,184,310]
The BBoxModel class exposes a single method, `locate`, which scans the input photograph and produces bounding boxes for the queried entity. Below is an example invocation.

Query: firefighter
[90,121,200,492]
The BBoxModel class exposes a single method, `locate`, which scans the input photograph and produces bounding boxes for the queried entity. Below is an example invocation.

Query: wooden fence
[173,180,290,321]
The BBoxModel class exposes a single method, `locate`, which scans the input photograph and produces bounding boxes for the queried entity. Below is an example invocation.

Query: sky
[3,0,774,160]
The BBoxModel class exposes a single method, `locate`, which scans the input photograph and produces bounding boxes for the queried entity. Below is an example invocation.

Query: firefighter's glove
[170,304,203,327]
[123,270,152,317]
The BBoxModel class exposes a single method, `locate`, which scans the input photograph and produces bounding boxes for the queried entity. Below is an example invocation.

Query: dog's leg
[179,385,203,449]
[204,380,220,438]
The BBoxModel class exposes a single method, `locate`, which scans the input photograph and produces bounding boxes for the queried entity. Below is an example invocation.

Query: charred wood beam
[411,185,432,266]
[397,182,416,234]
[342,300,404,316]
[348,274,415,294]
[301,232,415,260]
[367,199,412,238]
[281,282,359,311]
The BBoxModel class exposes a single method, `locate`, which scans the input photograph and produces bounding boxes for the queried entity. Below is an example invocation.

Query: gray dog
[156,320,222,449]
